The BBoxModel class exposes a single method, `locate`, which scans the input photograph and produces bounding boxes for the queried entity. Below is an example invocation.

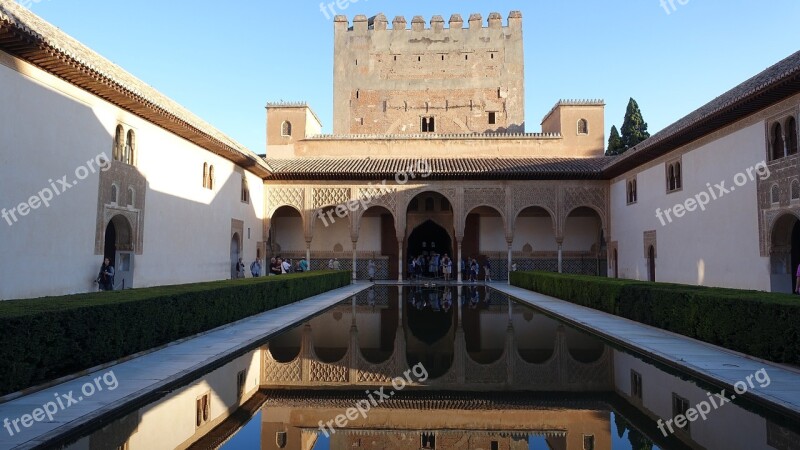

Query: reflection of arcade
[263,286,611,391]
[259,395,612,450]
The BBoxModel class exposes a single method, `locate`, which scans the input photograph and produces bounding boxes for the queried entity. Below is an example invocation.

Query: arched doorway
[770,214,800,293]
[104,215,134,289]
[563,207,605,276]
[407,220,453,278]
[648,245,656,282]
[231,233,241,279]
[405,192,455,280]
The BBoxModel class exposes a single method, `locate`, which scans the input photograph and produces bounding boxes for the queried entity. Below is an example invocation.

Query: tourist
[470,258,479,282]
[236,258,245,279]
[368,259,376,282]
[298,258,309,272]
[442,254,452,282]
[270,257,281,276]
[484,261,492,282]
[796,263,800,294]
[250,259,262,277]
[97,257,115,291]
[281,257,291,274]
[328,258,335,270]
[333,258,341,270]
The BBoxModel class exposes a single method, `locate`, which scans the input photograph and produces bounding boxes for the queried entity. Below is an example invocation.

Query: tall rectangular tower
[333,12,524,135]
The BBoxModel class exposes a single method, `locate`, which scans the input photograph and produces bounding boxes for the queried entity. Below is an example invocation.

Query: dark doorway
[407,220,452,261]
[613,249,619,279]
[104,221,117,261]
[792,222,800,293]
[648,246,656,282]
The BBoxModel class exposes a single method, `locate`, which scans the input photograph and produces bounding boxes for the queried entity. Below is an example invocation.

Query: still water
[72,285,799,450]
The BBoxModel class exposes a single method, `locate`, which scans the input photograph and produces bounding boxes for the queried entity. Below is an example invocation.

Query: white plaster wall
[613,351,768,450]
[272,216,305,252]
[479,216,507,251]
[0,53,264,299]
[562,217,600,252]
[512,217,557,251]
[610,124,769,290]
[127,350,262,449]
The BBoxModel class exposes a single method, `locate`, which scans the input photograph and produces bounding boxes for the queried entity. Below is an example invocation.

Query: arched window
[111,184,118,204]
[577,119,589,135]
[522,243,533,253]
[772,123,785,161]
[281,121,292,137]
[241,175,249,203]
[668,165,676,191]
[786,117,798,155]
[208,165,215,190]
[632,179,637,202]
[203,163,209,188]
[627,179,638,205]
[113,125,124,161]
[771,184,780,204]
[792,180,800,201]
[675,162,682,189]
[128,187,135,208]
[124,130,135,165]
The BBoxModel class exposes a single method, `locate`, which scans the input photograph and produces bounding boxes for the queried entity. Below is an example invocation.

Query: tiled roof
[0,1,271,177]
[604,50,800,177]
[264,157,614,180]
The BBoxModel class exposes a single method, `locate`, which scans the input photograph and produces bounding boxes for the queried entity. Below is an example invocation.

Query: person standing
[97,257,115,291]
[333,258,341,270]
[796,263,800,294]
[270,257,281,276]
[328,258,335,270]
[442,254,452,282]
[368,259,376,282]
[299,258,309,273]
[281,257,291,274]
[484,260,492,282]
[250,259,262,277]
[236,258,245,279]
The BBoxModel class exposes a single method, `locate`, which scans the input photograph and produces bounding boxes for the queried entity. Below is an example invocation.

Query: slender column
[456,239,463,282]
[557,238,564,274]
[397,239,404,282]
[351,241,357,282]
[506,240,513,285]
[305,240,311,271]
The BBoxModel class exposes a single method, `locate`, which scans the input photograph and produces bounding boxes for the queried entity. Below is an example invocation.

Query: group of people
[235,256,309,278]
[408,253,454,281]
[408,286,490,312]
[408,254,492,282]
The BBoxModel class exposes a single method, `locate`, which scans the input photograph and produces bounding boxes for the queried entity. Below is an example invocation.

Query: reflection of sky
[314,435,331,449]
[220,411,262,450]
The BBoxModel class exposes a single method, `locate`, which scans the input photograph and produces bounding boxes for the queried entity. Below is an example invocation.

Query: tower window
[281,121,292,137]
[421,117,436,133]
[488,112,497,125]
[578,119,589,135]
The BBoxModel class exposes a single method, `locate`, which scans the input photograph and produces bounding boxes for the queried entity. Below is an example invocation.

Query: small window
[786,116,798,155]
[490,52,495,60]
[771,184,780,204]
[203,163,209,189]
[583,435,595,450]
[124,130,136,166]
[113,125,124,161]
[417,56,421,62]
[281,121,292,137]
[490,442,498,450]
[672,394,690,433]
[421,116,435,133]
[356,90,360,99]
[421,433,435,449]
[627,178,637,205]
[111,184,118,204]
[667,161,682,193]
[127,187,135,208]
[577,119,589,135]
[241,175,250,203]
[488,112,497,125]
[772,122,785,161]
[631,370,643,400]
[792,180,800,200]
[441,54,445,61]
[237,370,246,400]
[196,393,210,428]
[208,166,215,190]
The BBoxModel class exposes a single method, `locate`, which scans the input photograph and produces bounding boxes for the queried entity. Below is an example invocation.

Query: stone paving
[0,283,370,450]
[492,283,800,420]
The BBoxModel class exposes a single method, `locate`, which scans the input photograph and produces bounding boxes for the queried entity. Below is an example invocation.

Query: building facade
[1,2,799,300]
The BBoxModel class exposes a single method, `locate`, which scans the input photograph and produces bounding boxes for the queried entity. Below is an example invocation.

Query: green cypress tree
[606,125,625,155]
[620,98,651,150]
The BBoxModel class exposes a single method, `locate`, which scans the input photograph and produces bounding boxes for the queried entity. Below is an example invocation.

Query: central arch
[405,191,455,280]
[407,220,453,263]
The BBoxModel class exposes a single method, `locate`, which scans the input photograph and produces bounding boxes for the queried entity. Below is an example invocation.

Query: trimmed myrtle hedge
[0,271,350,396]
[510,271,800,366]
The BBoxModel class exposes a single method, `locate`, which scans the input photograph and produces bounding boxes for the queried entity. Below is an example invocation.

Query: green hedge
[510,271,800,365]
[0,271,350,396]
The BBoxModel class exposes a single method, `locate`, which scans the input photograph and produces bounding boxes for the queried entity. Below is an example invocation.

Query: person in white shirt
[281,258,291,274]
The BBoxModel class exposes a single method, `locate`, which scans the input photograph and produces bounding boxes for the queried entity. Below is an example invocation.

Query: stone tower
[332,12,525,135]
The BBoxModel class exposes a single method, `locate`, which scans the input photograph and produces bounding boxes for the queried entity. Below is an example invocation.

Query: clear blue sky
[26,0,800,154]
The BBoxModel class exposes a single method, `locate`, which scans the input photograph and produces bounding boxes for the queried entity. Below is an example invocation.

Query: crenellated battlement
[335,11,522,32]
